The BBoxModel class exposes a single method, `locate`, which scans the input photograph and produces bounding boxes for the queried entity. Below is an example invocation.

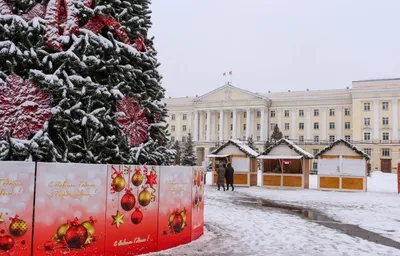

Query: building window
[364,118,370,126]
[299,136,304,142]
[314,136,319,143]
[382,117,389,126]
[363,148,372,156]
[270,111,275,118]
[218,113,220,119]
[257,136,260,141]
[257,111,261,118]
[182,125,187,131]
[329,109,335,116]
[345,122,351,129]
[230,124,233,131]
[312,149,319,156]
[345,135,351,142]
[284,136,290,140]
[243,112,246,118]
[382,132,389,141]
[313,122,319,130]
[284,110,290,117]
[299,110,304,117]
[314,109,319,116]
[171,114,176,120]
[182,136,187,142]
[205,125,207,131]
[382,148,390,157]
[364,103,370,111]
[218,125,220,131]
[284,123,290,130]
[329,122,335,129]
[205,113,207,118]
[231,112,233,118]
[257,124,260,131]
[299,123,304,130]
[364,132,371,141]
[312,162,318,170]
[270,123,276,130]
[171,136,175,142]
[344,108,351,116]
[243,124,246,131]
[182,114,187,120]
[171,125,175,132]
[382,101,389,110]
[329,135,335,142]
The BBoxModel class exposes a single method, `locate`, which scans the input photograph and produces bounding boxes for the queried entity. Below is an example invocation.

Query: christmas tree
[270,124,283,143]
[181,132,197,166]
[0,0,172,165]
[170,140,181,165]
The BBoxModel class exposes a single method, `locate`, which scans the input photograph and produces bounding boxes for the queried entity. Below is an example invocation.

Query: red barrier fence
[0,162,205,255]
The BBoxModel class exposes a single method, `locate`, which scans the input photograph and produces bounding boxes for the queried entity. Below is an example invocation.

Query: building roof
[314,139,370,160]
[261,139,314,159]
[211,139,259,158]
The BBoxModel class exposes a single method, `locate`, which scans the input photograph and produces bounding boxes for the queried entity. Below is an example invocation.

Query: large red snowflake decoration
[0,74,52,139]
[0,0,142,51]
[116,97,149,147]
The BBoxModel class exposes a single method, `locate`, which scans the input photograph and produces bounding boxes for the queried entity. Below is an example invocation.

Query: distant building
[164,79,400,173]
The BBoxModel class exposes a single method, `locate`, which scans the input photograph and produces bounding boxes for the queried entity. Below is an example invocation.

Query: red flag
[229,71,232,75]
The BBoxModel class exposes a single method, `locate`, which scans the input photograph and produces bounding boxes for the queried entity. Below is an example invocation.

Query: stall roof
[315,139,370,160]
[258,155,303,159]
[211,139,259,158]
[208,154,230,158]
[261,139,314,159]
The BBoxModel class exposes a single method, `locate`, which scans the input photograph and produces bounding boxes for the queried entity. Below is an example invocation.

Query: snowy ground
[148,172,400,256]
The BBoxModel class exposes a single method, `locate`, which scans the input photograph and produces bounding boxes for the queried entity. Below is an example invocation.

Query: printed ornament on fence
[110,166,158,228]
[0,214,29,253]
[37,216,99,254]
[0,74,52,139]
[0,0,147,52]
[193,171,204,210]
[163,209,188,235]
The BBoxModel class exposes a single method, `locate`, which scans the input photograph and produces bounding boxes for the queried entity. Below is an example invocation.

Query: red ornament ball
[21,240,26,245]
[172,214,183,233]
[64,224,88,249]
[0,235,15,251]
[121,190,136,211]
[131,208,143,225]
[0,230,4,234]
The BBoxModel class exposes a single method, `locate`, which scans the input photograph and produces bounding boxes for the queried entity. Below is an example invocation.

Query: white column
[176,113,181,141]
[232,109,237,139]
[337,107,343,139]
[188,111,193,134]
[206,110,211,141]
[291,109,296,140]
[306,107,311,140]
[265,109,269,140]
[250,109,255,138]
[199,111,204,141]
[373,99,379,140]
[193,111,199,141]
[219,109,224,141]
[321,108,327,141]
[211,111,216,141]
[260,108,265,141]
[392,99,398,141]
[224,110,229,141]
[246,108,251,139]
[277,109,282,130]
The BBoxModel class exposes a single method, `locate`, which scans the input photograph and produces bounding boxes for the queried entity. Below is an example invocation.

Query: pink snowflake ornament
[116,97,149,147]
[0,74,52,139]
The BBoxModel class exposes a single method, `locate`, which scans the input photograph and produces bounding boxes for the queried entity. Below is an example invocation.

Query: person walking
[216,164,226,191]
[225,163,234,191]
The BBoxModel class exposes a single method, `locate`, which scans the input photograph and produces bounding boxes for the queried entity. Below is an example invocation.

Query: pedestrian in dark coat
[216,164,226,191]
[225,163,235,191]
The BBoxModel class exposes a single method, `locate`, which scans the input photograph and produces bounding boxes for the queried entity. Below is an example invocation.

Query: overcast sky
[149,0,400,98]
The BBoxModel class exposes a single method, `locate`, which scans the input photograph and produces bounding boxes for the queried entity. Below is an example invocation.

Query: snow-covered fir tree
[181,132,197,166]
[247,136,256,150]
[170,140,181,165]
[0,0,172,164]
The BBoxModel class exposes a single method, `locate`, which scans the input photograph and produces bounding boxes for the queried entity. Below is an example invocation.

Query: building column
[188,111,193,134]
[219,109,224,142]
[265,109,270,140]
[321,108,327,141]
[260,108,265,141]
[291,109,296,140]
[250,109,255,138]
[373,99,379,140]
[393,99,398,141]
[246,107,251,139]
[224,110,229,141]
[277,109,282,130]
[206,110,211,141]
[176,113,181,141]
[306,107,311,140]
[199,111,204,141]
[193,111,199,141]
[211,111,216,141]
[337,107,343,139]
[232,109,237,140]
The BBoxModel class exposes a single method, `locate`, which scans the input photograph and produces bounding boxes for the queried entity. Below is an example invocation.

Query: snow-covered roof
[261,139,314,159]
[315,139,370,160]
[211,139,258,158]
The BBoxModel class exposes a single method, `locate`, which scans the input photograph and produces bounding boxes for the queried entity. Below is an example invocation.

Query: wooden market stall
[315,139,370,191]
[208,140,258,187]
[258,139,313,189]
